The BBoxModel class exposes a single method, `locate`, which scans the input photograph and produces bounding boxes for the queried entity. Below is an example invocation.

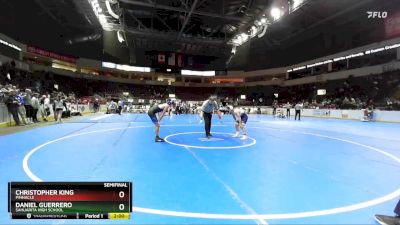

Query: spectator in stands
[117,99,123,115]
[16,90,28,125]
[107,100,118,114]
[5,89,22,126]
[31,93,40,123]
[23,89,34,124]
[272,100,278,116]
[284,102,291,118]
[54,93,66,123]
[93,98,100,113]
[70,105,82,116]
[39,95,50,121]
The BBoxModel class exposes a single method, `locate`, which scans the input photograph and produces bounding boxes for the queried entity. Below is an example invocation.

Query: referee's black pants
[295,110,301,120]
[203,111,212,136]
[8,105,20,125]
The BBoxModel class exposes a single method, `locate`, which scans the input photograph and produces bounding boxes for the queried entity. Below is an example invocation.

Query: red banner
[177,54,183,67]
[27,45,78,63]
[385,11,400,37]
[158,53,165,64]
[213,78,244,83]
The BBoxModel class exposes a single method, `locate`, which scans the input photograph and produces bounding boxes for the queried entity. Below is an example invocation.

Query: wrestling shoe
[155,137,165,142]
[375,214,400,225]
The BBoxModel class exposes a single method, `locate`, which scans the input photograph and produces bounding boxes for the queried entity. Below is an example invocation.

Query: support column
[397,47,400,60]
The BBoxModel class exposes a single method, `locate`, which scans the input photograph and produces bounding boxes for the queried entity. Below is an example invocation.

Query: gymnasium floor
[1,113,400,224]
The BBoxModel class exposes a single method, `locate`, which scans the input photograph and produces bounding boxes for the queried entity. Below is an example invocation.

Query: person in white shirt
[107,100,117,113]
[295,102,303,121]
[117,100,124,115]
[284,102,291,118]
[231,107,248,140]
[31,93,40,123]
[54,93,66,123]
[39,95,51,121]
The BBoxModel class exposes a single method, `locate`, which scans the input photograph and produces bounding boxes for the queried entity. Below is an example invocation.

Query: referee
[295,102,303,121]
[201,95,222,138]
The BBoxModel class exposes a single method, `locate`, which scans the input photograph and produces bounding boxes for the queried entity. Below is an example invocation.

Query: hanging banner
[158,53,165,64]
[385,12,400,37]
[168,53,175,66]
[27,45,77,63]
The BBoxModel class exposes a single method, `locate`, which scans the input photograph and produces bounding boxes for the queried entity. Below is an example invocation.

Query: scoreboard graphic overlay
[8,182,132,220]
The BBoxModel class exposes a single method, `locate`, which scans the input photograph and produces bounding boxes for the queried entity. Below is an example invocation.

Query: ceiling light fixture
[105,0,119,19]
[88,0,112,30]
[270,7,282,21]
[230,1,307,47]
[117,30,125,43]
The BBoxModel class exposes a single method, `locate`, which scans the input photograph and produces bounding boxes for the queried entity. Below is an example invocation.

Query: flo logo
[367,11,388,18]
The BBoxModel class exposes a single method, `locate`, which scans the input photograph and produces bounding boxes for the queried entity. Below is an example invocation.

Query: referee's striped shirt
[202,100,219,113]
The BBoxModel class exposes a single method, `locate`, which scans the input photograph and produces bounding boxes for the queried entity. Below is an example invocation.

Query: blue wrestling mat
[0,113,399,224]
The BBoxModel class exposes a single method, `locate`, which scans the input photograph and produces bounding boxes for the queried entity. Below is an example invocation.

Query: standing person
[39,95,46,121]
[147,99,175,142]
[295,102,303,121]
[31,93,40,123]
[285,102,291,118]
[231,107,248,140]
[39,95,50,121]
[93,98,100,113]
[108,100,118,114]
[272,100,278,117]
[16,90,28,125]
[6,90,22,126]
[24,89,34,124]
[54,93,66,123]
[201,95,222,138]
[117,99,123,115]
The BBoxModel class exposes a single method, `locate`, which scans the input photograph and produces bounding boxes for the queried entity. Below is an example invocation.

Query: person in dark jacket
[6,90,22,126]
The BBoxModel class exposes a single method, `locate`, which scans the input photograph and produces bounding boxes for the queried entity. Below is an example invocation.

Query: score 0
[118,190,126,211]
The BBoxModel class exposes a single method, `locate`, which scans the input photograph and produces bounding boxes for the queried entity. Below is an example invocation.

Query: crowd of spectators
[0,83,83,126]
[0,62,86,125]
[1,59,399,126]
[274,72,400,110]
